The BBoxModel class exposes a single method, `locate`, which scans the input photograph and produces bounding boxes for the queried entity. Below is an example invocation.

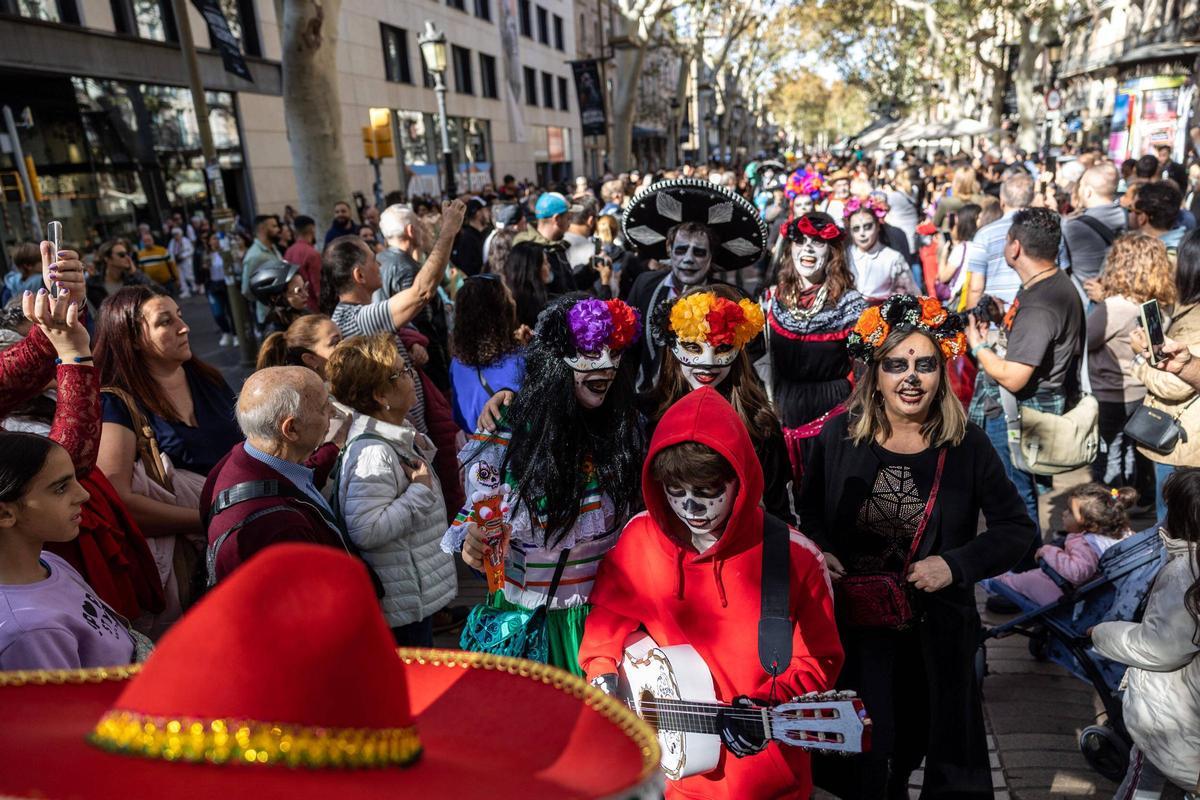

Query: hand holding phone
[47,221,62,298]
[1140,299,1166,365]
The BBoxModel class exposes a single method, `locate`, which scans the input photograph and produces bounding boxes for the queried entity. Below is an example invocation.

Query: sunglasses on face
[881,356,939,374]
[112,250,129,258]
[290,284,309,296]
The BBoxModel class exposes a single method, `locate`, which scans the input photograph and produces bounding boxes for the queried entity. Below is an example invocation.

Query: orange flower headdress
[847,295,968,362]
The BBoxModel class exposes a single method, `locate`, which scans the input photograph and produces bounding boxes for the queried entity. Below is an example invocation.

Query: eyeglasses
[389,365,417,382]
[112,250,129,258]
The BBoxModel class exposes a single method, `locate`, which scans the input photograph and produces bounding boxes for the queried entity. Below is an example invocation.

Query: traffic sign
[1045,89,1062,111]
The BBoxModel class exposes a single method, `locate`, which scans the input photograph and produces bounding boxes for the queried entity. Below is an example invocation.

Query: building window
[111,0,174,41]
[523,66,537,106]
[446,0,464,10]
[479,53,498,99]
[452,45,474,95]
[3,0,61,21]
[535,5,549,44]
[557,75,569,111]
[380,24,413,84]
[541,71,554,109]
[553,14,564,50]
[518,0,531,37]
[473,0,490,21]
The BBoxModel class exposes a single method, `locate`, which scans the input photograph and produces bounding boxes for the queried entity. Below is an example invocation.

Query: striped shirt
[968,210,1073,307]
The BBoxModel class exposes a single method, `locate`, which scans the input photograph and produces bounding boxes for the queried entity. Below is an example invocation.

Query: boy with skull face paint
[579,387,843,799]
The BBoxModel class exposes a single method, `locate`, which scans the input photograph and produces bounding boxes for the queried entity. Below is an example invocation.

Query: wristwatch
[1132,353,1147,367]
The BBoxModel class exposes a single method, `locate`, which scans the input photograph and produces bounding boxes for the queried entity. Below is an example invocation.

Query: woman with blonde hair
[255,313,343,376]
[1084,233,1177,493]
[933,166,983,232]
[327,333,455,646]
[799,295,1034,799]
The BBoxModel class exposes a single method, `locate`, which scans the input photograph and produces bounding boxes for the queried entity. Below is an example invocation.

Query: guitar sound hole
[639,689,660,729]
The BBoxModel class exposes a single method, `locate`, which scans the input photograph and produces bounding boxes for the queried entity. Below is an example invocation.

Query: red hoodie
[579,388,843,799]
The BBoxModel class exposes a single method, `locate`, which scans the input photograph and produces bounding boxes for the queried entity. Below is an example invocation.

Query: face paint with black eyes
[668,229,713,287]
[664,480,737,537]
[877,336,941,419]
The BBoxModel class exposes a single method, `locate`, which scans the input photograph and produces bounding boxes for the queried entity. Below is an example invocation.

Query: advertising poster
[191,0,252,81]
[570,60,607,137]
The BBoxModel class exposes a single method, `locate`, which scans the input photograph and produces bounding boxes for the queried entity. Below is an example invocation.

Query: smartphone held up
[47,220,62,299]
[1140,299,1166,366]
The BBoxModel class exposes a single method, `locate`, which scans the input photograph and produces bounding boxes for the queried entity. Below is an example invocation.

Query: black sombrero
[620,178,767,271]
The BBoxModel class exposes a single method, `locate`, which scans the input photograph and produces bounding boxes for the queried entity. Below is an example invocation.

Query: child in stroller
[986,483,1137,606]
[979,512,1168,783]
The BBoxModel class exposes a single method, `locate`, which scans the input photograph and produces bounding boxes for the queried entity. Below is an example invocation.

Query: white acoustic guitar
[619,632,871,780]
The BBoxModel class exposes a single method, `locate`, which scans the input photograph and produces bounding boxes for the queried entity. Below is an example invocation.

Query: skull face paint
[670,339,738,389]
[848,211,881,251]
[792,194,815,216]
[664,480,737,540]
[790,234,831,286]
[668,229,713,287]
[877,333,941,422]
[569,347,622,409]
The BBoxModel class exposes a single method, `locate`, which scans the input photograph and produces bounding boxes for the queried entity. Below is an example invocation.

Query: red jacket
[579,388,843,800]
[202,442,346,583]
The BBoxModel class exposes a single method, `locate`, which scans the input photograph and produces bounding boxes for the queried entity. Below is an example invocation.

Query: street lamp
[419,21,457,198]
[668,97,680,168]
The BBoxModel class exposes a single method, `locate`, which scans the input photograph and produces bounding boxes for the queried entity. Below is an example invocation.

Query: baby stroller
[979,526,1168,782]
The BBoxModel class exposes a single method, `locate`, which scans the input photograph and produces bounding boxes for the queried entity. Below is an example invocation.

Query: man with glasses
[85,239,154,313]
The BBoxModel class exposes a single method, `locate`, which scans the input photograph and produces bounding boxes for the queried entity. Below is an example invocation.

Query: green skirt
[486,592,590,677]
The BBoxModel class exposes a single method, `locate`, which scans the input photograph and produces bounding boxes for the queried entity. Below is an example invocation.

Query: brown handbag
[836,448,947,629]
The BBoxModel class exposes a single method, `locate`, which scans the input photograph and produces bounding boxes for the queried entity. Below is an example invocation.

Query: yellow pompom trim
[90,710,421,769]
[669,292,715,343]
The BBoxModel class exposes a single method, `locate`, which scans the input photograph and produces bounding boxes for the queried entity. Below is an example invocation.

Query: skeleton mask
[848,212,880,251]
[670,340,738,389]
[668,229,713,287]
[790,235,831,285]
[664,480,737,539]
[570,353,621,409]
[563,346,619,373]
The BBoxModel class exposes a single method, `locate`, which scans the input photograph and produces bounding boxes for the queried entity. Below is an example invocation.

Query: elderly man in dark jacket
[202,366,348,585]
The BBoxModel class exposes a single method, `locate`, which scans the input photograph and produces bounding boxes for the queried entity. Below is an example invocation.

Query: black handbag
[1123,395,1197,455]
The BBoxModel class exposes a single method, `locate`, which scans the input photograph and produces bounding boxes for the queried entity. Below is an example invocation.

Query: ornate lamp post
[418,21,457,198]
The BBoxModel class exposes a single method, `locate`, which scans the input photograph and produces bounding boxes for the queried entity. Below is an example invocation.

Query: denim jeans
[983,413,1042,540]
[391,615,434,647]
[205,281,233,334]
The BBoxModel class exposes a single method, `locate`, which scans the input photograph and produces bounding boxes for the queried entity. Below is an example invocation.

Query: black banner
[570,60,607,137]
[192,0,253,82]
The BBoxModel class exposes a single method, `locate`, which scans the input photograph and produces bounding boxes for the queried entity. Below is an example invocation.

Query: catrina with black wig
[440,293,645,676]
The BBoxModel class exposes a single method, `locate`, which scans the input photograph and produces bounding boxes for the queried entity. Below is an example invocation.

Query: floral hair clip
[786,213,844,243]
[563,297,641,371]
[847,295,968,362]
[653,291,765,350]
[843,196,889,221]
[785,169,826,200]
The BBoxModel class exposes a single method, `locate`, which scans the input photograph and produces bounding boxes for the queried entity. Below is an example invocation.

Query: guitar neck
[639,698,769,739]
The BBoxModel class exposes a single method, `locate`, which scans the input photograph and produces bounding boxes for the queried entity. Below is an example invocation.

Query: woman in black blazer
[799,296,1035,800]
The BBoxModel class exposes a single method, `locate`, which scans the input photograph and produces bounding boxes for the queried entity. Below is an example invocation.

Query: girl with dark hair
[1094,468,1200,797]
[648,285,794,521]
[987,482,1137,606]
[937,202,982,311]
[801,296,1033,799]
[255,313,342,376]
[442,294,645,675]
[503,241,553,329]
[762,212,867,478]
[449,274,526,432]
[1129,227,1200,519]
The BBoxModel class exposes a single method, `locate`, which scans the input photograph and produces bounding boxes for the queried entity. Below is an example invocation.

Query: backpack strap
[758,512,792,678]
[205,504,294,588]
[1075,214,1118,247]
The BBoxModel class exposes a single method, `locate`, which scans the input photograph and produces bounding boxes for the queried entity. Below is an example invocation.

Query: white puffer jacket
[336,412,457,629]
[1092,534,1200,793]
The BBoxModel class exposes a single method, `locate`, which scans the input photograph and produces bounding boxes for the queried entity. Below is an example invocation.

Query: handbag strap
[758,513,792,677]
[476,368,496,397]
[542,548,571,609]
[901,448,948,573]
[101,386,174,492]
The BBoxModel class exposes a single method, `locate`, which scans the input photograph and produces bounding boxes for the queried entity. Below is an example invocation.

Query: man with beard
[241,214,283,329]
[623,178,767,392]
[324,200,358,246]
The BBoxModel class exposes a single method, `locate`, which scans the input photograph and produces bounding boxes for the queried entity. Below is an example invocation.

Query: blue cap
[534,192,583,220]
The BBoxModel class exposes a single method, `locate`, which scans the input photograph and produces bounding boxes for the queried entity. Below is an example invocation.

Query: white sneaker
[218,333,232,346]
[232,336,239,347]
[179,290,192,299]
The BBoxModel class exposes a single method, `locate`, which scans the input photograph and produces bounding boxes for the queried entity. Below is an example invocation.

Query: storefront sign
[406,164,441,198]
[570,60,607,137]
[192,0,253,82]
[456,162,493,192]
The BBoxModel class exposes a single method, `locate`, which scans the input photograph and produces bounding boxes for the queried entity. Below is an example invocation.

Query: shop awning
[1114,40,1200,67]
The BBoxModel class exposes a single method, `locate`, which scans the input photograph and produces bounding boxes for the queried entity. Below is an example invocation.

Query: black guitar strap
[758,513,792,677]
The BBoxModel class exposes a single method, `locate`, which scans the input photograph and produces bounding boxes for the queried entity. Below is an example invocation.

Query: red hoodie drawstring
[675,549,685,600]
[713,559,728,607]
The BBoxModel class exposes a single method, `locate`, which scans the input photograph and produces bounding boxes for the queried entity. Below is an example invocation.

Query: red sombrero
[0,544,658,799]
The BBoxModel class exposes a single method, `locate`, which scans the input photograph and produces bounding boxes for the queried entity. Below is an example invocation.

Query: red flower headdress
[785,212,844,244]
[847,295,968,362]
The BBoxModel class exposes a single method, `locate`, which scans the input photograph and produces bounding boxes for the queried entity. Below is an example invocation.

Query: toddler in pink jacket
[992,483,1136,606]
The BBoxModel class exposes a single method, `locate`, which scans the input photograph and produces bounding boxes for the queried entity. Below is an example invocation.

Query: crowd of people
[1,136,1199,800]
